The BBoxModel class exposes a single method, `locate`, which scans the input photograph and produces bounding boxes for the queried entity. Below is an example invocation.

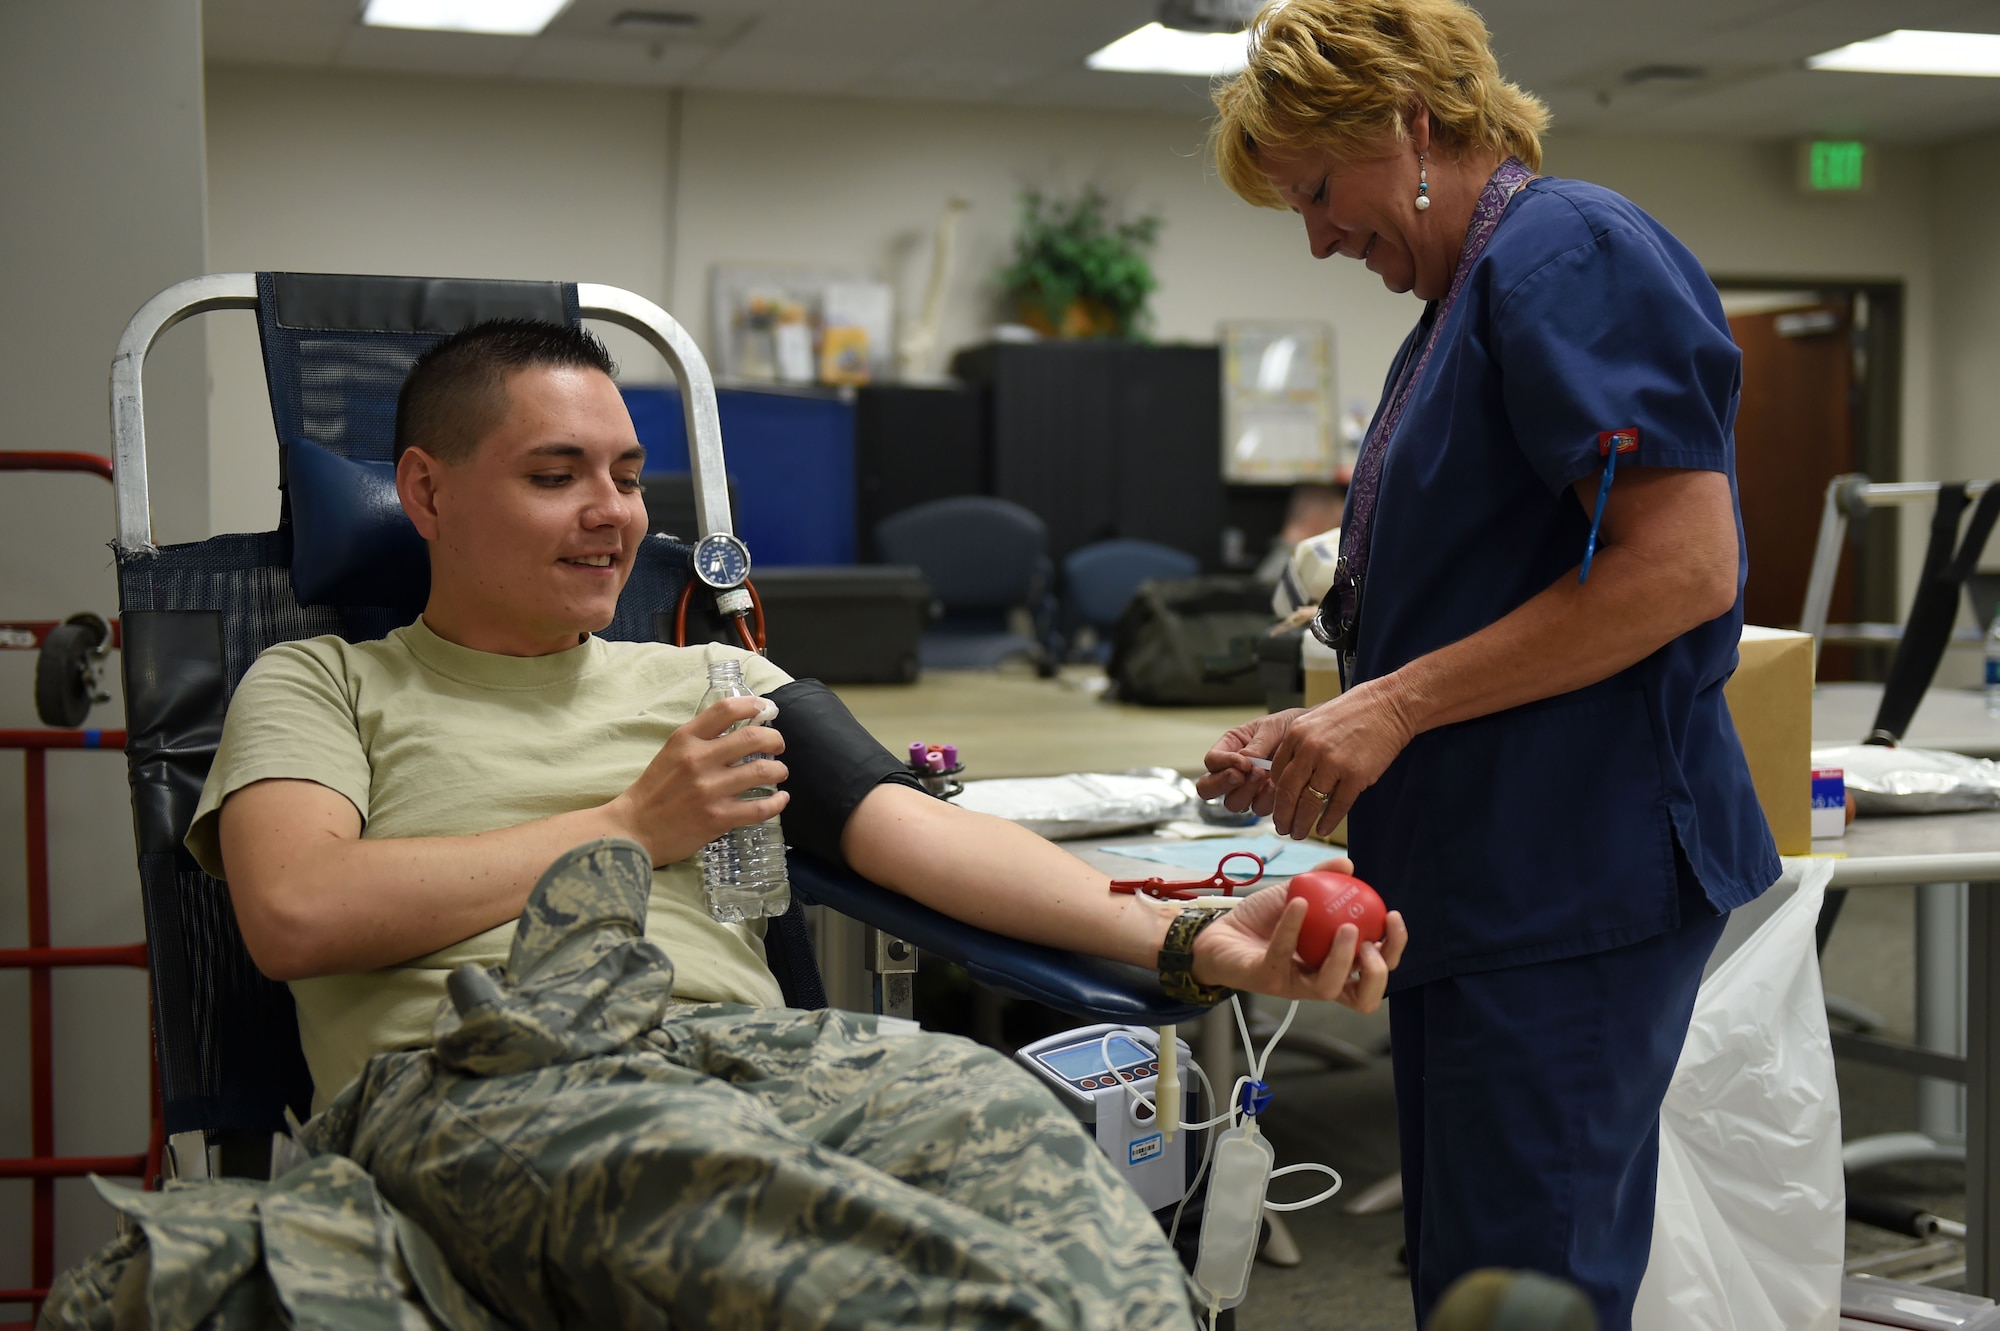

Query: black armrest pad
[121,610,227,857]
[764,679,922,867]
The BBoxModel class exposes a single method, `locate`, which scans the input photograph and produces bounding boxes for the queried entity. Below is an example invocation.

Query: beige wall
[0,0,210,1276]
[1923,127,2000,677]
[204,67,678,533]
[670,87,1418,403]
[1929,129,2000,485]
[205,71,1951,582]
[201,70,1422,533]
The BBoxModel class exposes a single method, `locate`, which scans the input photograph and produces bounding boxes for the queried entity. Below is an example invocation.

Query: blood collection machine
[1015,1025,1193,1212]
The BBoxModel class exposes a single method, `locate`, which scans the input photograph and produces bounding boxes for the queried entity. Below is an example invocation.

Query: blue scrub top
[1345,176,1780,993]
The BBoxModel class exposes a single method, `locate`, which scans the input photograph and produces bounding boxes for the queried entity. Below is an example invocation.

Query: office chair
[1062,538,1201,661]
[874,495,1057,672]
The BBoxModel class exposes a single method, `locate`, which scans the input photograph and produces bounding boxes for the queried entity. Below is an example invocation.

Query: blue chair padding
[875,497,1059,668]
[787,849,1206,1025]
[286,436,429,610]
[876,497,1046,610]
[1064,539,1201,630]
[915,623,1042,672]
[257,272,576,466]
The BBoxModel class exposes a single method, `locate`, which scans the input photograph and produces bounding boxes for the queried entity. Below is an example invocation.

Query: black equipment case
[679,565,931,685]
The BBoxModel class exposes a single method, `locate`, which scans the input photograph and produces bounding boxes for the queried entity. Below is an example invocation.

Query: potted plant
[998,188,1163,339]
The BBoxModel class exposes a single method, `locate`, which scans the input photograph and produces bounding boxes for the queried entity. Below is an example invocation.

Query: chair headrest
[286,437,429,610]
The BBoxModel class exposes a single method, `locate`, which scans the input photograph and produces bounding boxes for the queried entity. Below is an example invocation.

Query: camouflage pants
[44,1153,509,1331]
[297,838,1196,1331]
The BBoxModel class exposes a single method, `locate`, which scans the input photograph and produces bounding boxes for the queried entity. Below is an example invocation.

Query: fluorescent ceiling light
[1807,29,2000,77]
[361,0,573,36]
[1087,22,1249,77]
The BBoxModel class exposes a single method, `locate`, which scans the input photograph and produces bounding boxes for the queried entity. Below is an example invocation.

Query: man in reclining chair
[159,321,1404,1328]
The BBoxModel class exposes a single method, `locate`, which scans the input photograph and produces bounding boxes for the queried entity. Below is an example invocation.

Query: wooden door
[1728,302,1858,670]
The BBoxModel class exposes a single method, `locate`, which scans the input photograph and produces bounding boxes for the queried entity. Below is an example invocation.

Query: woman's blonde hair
[1213,0,1549,208]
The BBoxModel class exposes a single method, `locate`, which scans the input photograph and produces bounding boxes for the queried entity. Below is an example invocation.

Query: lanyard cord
[1580,441,1620,583]
[1337,158,1537,626]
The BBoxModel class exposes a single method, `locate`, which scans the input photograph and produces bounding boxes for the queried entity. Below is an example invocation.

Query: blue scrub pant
[1389,911,1728,1331]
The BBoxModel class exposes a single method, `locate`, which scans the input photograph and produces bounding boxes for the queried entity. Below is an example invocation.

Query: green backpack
[1108,576,1274,706]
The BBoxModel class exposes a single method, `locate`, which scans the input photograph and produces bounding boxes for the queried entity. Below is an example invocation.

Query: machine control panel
[1030,1034,1159,1097]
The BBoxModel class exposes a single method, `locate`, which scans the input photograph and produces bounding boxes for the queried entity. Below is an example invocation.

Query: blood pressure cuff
[762,679,924,866]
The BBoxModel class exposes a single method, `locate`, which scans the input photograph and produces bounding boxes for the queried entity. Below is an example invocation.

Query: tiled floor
[833,663,1265,780]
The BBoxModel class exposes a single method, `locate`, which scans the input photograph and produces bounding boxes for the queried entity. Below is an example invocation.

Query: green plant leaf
[995,186,1164,337]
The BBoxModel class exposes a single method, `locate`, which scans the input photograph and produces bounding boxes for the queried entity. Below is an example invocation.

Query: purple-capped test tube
[941,744,959,770]
[909,742,929,769]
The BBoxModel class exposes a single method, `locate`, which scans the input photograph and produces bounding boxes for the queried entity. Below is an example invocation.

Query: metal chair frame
[1797,472,1986,1178]
[111,276,736,569]
[1798,473,1992,680]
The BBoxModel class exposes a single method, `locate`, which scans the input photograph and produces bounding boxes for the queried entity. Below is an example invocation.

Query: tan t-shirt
[186,618,791,1110]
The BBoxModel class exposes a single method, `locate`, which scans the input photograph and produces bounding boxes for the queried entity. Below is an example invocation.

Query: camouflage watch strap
[1158,906,1231,1007]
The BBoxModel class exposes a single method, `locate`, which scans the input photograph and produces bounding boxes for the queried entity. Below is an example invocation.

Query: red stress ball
[1286,871,1388,970]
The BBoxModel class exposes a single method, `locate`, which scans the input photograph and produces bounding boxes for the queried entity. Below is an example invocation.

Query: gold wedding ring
[1305,784,1331,802]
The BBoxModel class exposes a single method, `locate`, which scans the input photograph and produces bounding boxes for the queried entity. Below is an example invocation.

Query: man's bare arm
[839,782,1407,1009]
[218,695,786,980]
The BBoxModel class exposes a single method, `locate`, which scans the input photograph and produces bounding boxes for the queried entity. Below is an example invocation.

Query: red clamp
[1110,852,1266,901]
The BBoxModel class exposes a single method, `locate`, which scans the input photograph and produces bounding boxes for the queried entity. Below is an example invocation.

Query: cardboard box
[1724,626,1814,855]
[1303,634,1342,709]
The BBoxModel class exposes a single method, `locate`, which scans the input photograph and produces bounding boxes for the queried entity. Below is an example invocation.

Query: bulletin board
[1220,320,1338,484]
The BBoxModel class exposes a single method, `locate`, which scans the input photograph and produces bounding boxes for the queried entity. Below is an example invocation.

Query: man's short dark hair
[393,319,618,466]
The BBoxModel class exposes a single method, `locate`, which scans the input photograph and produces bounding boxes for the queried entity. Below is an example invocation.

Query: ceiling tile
[192,0,2000,141]
[203,0,352,66]
[1007,66,1227,116]
[1645,67,2000,141]
[333,23,534,77]
[544,0,762,46]
[515,34,715,84]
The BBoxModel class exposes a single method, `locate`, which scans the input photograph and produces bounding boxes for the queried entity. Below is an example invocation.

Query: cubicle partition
[624,383,856,567]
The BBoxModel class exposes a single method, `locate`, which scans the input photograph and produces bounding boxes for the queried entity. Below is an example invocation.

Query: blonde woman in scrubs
[1197,3,1779,1327]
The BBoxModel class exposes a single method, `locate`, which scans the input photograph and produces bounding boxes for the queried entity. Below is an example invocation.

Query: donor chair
[107,273,1201,1177]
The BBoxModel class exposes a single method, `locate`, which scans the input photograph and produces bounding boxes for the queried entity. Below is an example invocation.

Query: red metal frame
[0,452,157,1325]
[0,731,155,1323]
[0,451,122,658]
[0,621,122,653]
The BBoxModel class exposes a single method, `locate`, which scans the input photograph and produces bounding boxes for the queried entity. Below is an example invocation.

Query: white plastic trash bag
[1632,858,1845,1331]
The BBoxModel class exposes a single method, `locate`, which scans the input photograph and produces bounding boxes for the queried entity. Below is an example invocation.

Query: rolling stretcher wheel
[35,613,109,727]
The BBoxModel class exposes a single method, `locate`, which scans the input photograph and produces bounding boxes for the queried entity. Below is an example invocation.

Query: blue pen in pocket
[1580,428,1640,583]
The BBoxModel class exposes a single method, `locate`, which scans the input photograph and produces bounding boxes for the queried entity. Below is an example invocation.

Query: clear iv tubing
[1232,998,1343,1213]
[1094,996,1345,1237]
[1092,1026,1224,1246]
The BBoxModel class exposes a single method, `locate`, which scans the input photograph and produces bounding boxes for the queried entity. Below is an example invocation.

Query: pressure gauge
[691,531,752,589]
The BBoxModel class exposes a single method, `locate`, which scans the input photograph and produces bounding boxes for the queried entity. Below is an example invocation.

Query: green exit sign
[1800,140,1869,193]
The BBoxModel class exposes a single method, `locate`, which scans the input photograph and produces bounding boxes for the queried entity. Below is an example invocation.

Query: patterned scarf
[1333,156,1536,638]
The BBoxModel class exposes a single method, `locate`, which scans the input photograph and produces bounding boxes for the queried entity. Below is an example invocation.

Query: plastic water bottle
[698,659,791,922]
[1987,614,2000,719]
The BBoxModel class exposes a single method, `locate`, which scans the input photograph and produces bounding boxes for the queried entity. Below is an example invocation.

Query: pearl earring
[1415,153,1430,211]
